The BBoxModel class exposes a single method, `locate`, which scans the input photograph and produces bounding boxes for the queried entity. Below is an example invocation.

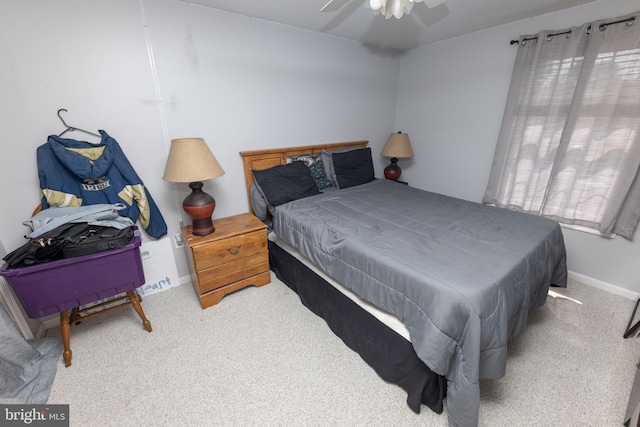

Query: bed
[240,141,567,427]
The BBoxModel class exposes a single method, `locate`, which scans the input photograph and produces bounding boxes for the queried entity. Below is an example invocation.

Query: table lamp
[163,138,225,236]
[380,131,414,181]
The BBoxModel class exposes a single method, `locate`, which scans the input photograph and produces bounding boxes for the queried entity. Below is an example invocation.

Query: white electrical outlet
[174,233,185,249]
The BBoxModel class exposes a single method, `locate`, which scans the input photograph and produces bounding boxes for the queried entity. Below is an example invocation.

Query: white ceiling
[183,0,598,50]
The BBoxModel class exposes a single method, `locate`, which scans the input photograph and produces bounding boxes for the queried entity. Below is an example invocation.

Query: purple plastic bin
[0,236,145,319]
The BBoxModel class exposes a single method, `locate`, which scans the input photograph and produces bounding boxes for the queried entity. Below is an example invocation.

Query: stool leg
[127,291,152,332]
[60,310,72,367]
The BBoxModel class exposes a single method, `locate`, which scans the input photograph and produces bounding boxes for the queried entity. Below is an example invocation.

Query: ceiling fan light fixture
[369,0,383,12]
[366,0,423,19]
[392,1,404,19]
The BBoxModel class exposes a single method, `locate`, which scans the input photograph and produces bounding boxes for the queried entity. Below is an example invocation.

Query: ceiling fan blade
[422,0,445,8]
[321,0,350,12]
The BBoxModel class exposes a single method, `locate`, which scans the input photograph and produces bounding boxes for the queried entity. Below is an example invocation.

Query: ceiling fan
[321,0,446,20]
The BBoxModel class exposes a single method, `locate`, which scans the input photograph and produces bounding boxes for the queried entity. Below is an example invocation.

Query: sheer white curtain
[483,12,640,238]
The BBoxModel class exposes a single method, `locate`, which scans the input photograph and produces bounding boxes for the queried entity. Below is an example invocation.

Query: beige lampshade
[380,132,414,159]
[163,138,225,183]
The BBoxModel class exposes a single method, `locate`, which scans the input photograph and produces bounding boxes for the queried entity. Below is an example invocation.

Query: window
[483,13,640,238]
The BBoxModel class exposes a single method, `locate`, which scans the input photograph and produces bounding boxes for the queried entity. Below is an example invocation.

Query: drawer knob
[226,245,241,255]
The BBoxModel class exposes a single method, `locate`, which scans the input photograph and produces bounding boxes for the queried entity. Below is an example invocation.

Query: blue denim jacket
[25,204,134,239]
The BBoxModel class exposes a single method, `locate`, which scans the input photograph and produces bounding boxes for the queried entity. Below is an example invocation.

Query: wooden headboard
[239,140,368,214]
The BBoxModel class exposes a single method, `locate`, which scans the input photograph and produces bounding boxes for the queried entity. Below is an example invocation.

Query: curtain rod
[509,15,636,45]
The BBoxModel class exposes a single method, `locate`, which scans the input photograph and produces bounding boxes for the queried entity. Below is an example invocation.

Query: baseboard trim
[568,270,639,301]
[40,314,60,333]
[0,277,35,340]
[36,321,50,339]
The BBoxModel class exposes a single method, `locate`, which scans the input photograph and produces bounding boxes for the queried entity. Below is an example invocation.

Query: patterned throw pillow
[308,159,335,190]
[288,154,319,166]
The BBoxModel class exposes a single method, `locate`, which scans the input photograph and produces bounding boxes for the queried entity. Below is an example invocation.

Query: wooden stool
[59,289,152,367]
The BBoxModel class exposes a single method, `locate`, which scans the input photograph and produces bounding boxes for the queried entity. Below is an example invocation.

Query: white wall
[0,0,402,279]
[3,0,639,302]
[397,0,640,294]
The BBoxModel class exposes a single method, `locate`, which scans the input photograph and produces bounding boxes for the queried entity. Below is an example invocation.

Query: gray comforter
[272,179,567,427]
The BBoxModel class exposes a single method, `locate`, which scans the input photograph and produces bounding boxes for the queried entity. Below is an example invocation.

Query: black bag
[2,223,134,268]
[62,225,133,258]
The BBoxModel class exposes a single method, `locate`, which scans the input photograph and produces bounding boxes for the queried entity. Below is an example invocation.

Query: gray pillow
[250,183,268,221]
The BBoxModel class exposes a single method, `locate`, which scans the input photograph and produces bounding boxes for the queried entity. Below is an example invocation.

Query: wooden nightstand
[181,213,270,309]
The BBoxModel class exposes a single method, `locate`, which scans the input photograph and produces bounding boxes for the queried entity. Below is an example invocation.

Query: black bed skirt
[268,240,446,415]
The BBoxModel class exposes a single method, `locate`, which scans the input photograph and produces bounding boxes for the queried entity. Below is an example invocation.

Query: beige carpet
[46,273,640,426]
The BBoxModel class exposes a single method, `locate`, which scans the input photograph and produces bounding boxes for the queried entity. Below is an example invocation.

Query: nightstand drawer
[197,251,269,293]
[191,230,267,271]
